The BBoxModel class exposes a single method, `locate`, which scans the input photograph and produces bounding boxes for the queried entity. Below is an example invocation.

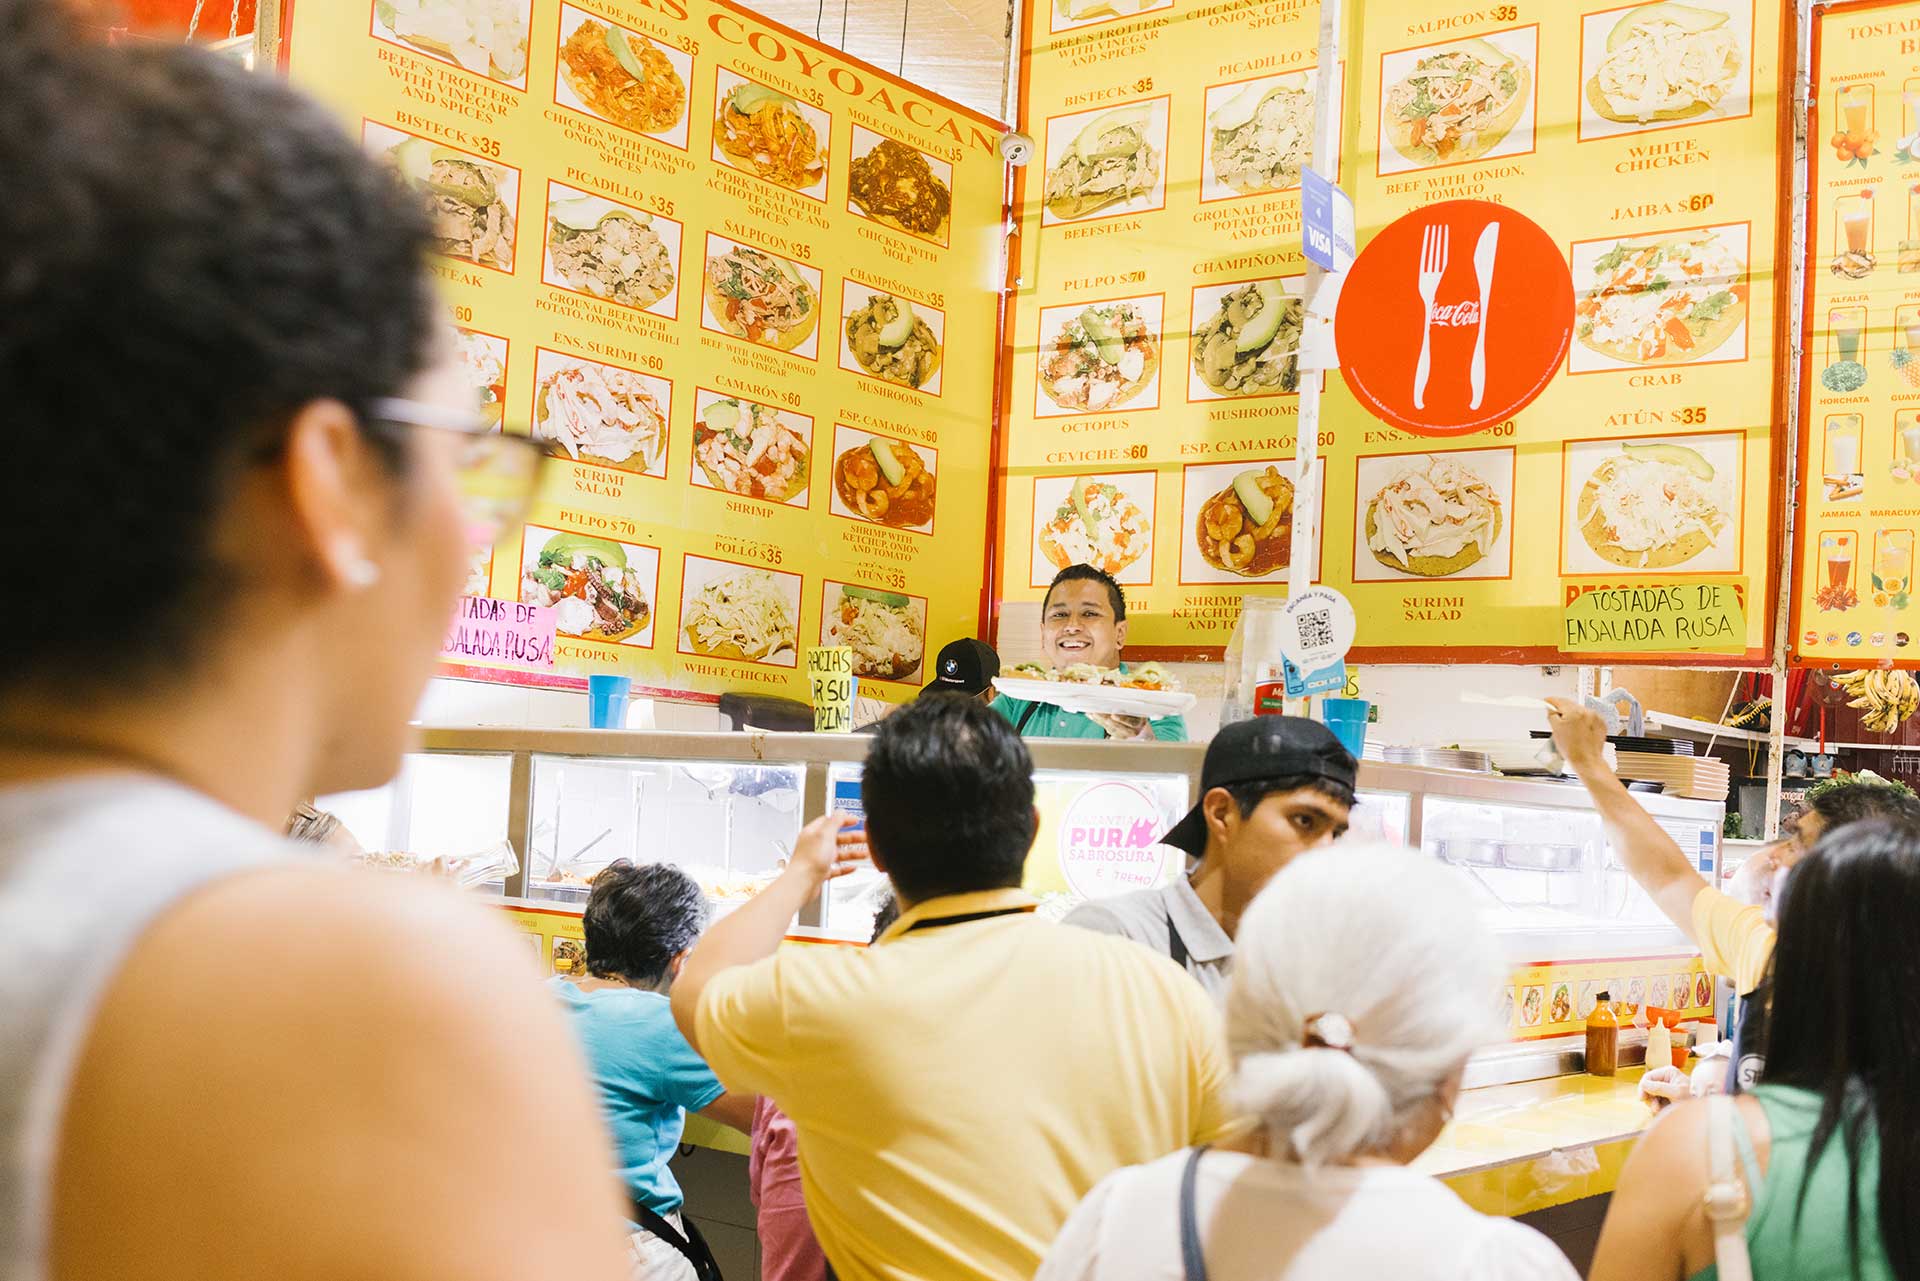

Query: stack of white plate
[1383,746,1493,773]
[1615,751,1731,801]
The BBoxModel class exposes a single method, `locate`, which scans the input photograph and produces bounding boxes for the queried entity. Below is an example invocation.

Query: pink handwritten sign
[442,596,556,669]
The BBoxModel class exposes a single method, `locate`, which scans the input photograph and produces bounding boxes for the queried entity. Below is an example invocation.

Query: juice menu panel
[1000,0,1789,662]
[1793,1,1920,665]
[286,0,1008,704]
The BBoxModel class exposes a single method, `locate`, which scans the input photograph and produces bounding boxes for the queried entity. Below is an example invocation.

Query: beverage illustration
[1826,412,1865,501]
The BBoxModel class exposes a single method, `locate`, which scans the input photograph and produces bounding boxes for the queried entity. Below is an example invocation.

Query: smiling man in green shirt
[992,564,1188,742]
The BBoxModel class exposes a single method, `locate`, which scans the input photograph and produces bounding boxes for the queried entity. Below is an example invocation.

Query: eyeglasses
[366,397,547,545]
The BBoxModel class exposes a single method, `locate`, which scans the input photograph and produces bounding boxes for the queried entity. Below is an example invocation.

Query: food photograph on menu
[1578,0,1752,140]
[554,4,694,149]
[530,348,671,476]
[840,286,945,393]
[366,122,519,273]
[1180,460,1321,584]
[1189,278,1305,400]
[701,234,823,357]
[1200,67,1341,201]
[1040,97,1169,225]
[1353,449,1515,582]
[711,69,831,199]
[542,184,682,317]
[1031,472,1156,586]
[1378,29,1537,173]
[678,555,802,667]
[830,425,937,532]
[519,524,660,647]
[1049,0,1174,34]
[454,327,509,428]
[1034,296,1162,417]
[1561,434,1742,574]
[371,0,532,89]
[1570,223,1749,372]
[689,391,813,506]
[820,581,928,683]
[846,126,954,245]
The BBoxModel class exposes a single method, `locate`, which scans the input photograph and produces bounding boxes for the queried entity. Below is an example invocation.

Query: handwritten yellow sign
[1562,584,1746,654]
[807,647,856,733]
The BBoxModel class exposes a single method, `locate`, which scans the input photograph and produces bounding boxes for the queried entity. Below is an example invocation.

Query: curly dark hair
[582,861,712,986]
[0,0,437,690]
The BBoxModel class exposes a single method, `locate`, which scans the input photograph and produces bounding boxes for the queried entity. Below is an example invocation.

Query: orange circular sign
[1336,200,1572,437]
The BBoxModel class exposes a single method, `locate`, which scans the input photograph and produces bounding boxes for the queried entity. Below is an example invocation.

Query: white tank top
[0,774,290,1281]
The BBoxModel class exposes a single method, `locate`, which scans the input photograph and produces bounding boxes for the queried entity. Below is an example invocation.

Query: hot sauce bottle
[1586,990,1620,1077]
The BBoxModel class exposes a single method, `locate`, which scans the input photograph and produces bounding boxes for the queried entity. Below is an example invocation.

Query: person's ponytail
[1233,1047,1394,1168]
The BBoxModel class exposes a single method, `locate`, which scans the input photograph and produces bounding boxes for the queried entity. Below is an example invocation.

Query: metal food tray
[1428,838,1503,867]
[1497,842,1583,872]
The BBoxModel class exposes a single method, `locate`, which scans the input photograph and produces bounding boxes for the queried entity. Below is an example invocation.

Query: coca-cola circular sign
[1056,781,1174,900]
[1336,200,1573,436]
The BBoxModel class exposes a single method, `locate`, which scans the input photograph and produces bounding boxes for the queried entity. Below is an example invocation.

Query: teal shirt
[548,977,725,1215]
[1691,1084,1890,1281]
[991,693,1187,742]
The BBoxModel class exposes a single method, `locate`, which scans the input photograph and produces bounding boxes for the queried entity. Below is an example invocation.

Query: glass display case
[328,728,1716,964]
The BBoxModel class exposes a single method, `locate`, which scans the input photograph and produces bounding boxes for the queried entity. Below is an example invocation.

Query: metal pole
[1767,1,1816,840]
[1288,0,1342,601]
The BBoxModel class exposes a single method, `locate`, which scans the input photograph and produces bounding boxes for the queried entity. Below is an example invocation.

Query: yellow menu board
[285,0,1006,703]
[1001,0,1787,663]
[1794,0,1920,666]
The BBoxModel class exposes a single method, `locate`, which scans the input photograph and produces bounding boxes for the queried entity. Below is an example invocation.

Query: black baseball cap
[1161,716,1358,856]
[920,638,1000,698]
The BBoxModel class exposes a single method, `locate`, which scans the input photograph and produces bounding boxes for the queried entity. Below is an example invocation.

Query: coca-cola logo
[1430,299,1483,328]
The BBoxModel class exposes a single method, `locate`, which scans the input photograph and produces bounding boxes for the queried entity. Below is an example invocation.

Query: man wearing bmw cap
[1065,716,1356,997]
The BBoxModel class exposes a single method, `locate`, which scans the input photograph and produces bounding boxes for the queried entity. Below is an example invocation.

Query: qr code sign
[1298,608,1335,650]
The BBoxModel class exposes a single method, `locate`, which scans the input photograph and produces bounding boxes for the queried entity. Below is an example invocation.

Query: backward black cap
[1160,717,1357,856]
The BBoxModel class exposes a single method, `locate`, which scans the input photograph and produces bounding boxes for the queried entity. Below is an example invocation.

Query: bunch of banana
[1837,668,1920,733]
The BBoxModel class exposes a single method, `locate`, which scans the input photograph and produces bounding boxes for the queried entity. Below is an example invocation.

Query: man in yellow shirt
[671,695,1235,1281]
[1548,698,1920,1084]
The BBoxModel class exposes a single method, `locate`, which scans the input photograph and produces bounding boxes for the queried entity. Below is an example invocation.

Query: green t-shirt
[1690,1084,1890,1281]
[990,694,1187,742]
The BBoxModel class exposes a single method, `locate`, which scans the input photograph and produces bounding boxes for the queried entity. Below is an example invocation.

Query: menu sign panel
[1001,0,1787,663]
[1793,1,1920,666]
[285,0,1006,703]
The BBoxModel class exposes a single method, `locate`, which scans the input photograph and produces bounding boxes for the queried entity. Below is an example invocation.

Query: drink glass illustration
[1843,85,1873,137]
[1906,80,1920,137]
[1904,313,1920,352]
[1900,411,1920,464]
[1828,414,1863,477]
[1876,529,1913,593]
[1841,199,1873,256]
[1826,535,1855,591]
[1832,308,1865,362]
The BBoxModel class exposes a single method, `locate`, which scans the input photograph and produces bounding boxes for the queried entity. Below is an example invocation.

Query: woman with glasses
[0,4,621,1279]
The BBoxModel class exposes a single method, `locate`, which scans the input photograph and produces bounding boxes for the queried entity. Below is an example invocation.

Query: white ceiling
[741,0,1015,122]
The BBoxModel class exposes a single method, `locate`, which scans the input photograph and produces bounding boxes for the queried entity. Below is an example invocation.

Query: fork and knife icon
[1413,221,1500,411]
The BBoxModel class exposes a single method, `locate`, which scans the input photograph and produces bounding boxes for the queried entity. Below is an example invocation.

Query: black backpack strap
[630,1199,724,1281]
[1178,1145,1211,1281]
[1015,700,1042,734]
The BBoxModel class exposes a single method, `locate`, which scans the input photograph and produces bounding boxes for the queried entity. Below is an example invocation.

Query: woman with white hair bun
[1034,843,1580,1281]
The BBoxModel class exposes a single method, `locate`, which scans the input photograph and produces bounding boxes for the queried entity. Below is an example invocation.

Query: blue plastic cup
[1321,697,1371,759]
[587,674,633,729]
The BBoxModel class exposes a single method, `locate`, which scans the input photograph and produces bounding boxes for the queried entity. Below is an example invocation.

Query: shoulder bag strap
[1704,1095,1754,1281]
[1178,1145,1211,1281]
[1165,904,1190,968]
[1015,701,1042,734]
[630,1200,725,1281]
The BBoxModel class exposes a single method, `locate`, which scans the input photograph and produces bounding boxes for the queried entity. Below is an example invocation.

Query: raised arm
[1546,697,1709,937]
[671,812,860,1055]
